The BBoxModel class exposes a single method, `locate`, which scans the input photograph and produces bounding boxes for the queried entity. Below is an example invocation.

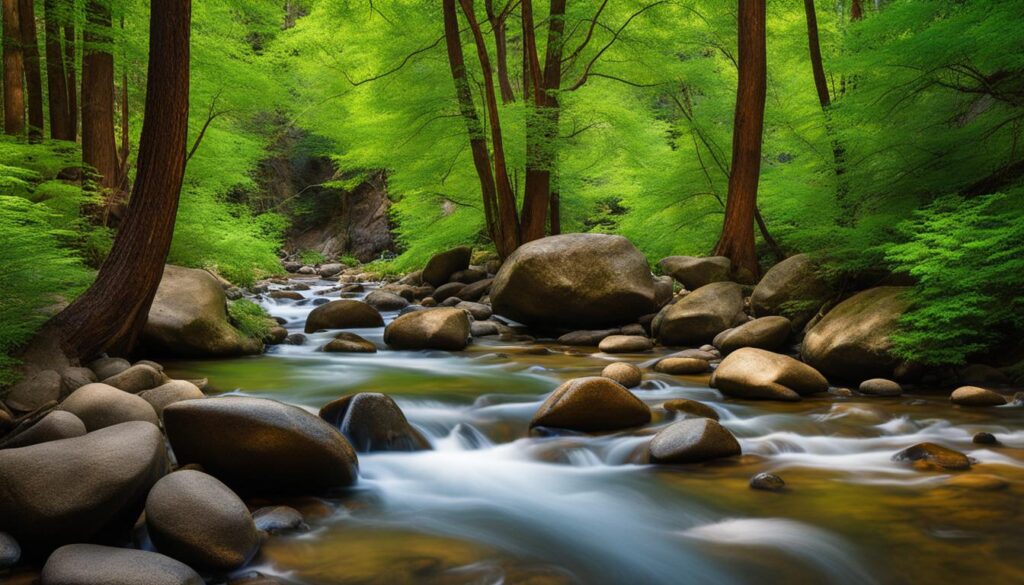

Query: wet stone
[749,473,785,492]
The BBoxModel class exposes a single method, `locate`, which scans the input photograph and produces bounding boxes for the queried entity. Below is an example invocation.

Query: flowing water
[164,279,1024,585]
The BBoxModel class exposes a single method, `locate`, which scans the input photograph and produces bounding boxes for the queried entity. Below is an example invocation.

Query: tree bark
[47,0,191,360]
[81,0,119,191]
[18,0,44,139]
[713,0,766,278]
[803,0,829,110]
[2,0,25,135]
[484,0,515,103]
[851,0,864,21]
[44,0,73,140]
[64,21,76,139]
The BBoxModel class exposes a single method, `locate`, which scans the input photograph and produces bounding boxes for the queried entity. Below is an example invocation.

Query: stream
[164,278,1024,585]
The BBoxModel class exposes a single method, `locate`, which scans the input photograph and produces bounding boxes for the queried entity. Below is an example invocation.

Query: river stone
[102,364,163,393]
[648,419,741,464]
[163,396,358,494]
[41,544,202,585]
[664,348,719,362]
[298,266,315,275]
[601,362,643,388]
[713,316,791,355]
[749,473,785,491]
[892,442,971,470]
[1,411,86,449]
[663,399,719,421]
[269,290,303,301]
[89,356,131,381]
[4,369,62,412]
[422,246,472,287]
[253,506,306,534]
[491,234,655,329]
[458,278,493,302]
[284,333,307,345]
[950,386,1007,407]
[59,383,159,431]
[598,335,653,354]
[0,532,19,569]
[146,470,259,572]
[431,282,466,303]
[304,299,384,333]
[557,329,620,346]
[530,377,651,432]
[0,422,167,551]
[142,265,263,357]
[713,348,829,402]
[365,290,409,311]
[267,326,288,345]
[59,367,97,394]
[138,381,204,418]
[470,320,501,337]
[658,256,732,290]
[972,432,998,445]
[457,301,492,321]
[323,332,377,353]
[319,393,430,452]
[319,263,344,277]
[653,282,745,346]
[383,308,471,351]
[451,267,487,284]
[653,275,674,308]
[750,254,832,330]
[802,286,912,381]
[654,357,710,375]
[858,378,903,397]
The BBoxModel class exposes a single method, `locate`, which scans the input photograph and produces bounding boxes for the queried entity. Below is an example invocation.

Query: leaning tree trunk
[81,0,119,191]
[46,0,191,360]
[64,20,77,139]
[484,0,515,104]
[44,0,73,140]
[18,0,44,139]
[713,0,766,279]
[2,0,25,135]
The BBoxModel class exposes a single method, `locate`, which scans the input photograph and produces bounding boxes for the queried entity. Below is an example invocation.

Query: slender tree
[484,0,515,103]
[803,0,830,110]
[851,0,864,21]
[18,0,44,138]
[2,0,25,135]
[713,0,766,278]
[44,0,74,140]
[81,0,119,191]
[46,0,192,360]
[64,18,77,138]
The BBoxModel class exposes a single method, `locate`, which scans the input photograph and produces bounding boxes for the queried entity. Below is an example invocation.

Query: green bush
[298,249,326,265]
[227,299,274,341]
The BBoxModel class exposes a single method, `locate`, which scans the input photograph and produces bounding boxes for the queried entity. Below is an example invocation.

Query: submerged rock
[383,308,470,351]
[601,362,643,389]
[304,299,384,333]
[662,399,719,421]
[253,506,307,535]
[712,348,828,401]
[950,386,1007,407]
[653,282,745,346]
[41,544,202,585]
[530,377,651,432]
[648,418,741,464]
[749,472,785,491]
[323,332,377,353]
[892,442,971,470]
[319,392,429,452]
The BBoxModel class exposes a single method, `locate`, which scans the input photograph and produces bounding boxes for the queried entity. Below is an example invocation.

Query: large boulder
[163,397,358,494]
[4,369,62,412]
[750,253,832,330]
[530,377,651,432]
[383,308,470,351]
[145,470,259,572]
[713,316,791,355]
[653,282,745,346]
[304,299,384,333]
[41,544,203,585]
[950,386,1007,407]
[1,411,86,449]
[712,348,829,401]
[0,422,167,551]
[422,246,472,287]
[102,364,163,393]
[364,290,409,311]
[801,287,912,381]
[658,256,732,290]
[490,234,655,328]
[138,381,204,418]
[648,419,741,463]
[59,383,159,431]
[319,393,430,452]
[142,265,262,357]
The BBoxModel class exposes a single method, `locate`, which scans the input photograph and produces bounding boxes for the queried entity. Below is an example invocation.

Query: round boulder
[658,256,732,290]
[713,316,791,355]
[323,332,377,353]
[458,278,493,302]
[712,348,829,401]
[41,544,202,585]
[750,254,832,330]
[319,393,430,452]
[383,308,470,351]
[490,234,655,329]
[138,381,204,418]
[364,290,409,311]
[456,301,492,321]
[422,246,472,287]
[304,299,384,333]
[654,357,710,375]
[163,397,358,494]
[653,282,745,346]
[146,470,259,572]
[648,418,741,464]
[102,364,163,393]
[530,377,651,432]
[598,335,653,354]
[601,362,643,388]
[59,383,159,431]
[859,378,903,397]
[1,410,86,449]
[431,282,466,303]
[950,386,1007,407]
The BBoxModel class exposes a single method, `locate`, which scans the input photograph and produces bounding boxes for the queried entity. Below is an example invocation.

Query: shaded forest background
[2,0,1023,380]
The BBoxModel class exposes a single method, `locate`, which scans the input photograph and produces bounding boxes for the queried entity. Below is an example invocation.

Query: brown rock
[653,282,745,346]
[304,299,384,333]
[601,362,643,388]
[950,386,1007,407]
[712,348,828,401]
[654,357,710,375]
[530,377,651,432]
[648,419,740,463]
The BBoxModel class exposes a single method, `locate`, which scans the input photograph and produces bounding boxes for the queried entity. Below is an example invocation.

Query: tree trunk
[64,21,76,139]
[18,0,43,139]
[44,0,73,140]
[459,0,520,256]
[713,0,766,279]
[2,0,25,135]
[803,0,829,109]
[851,0,864,21]
[81,0,119,191]
[47,0,191,360]
[117,69,129,189]
[485,0,515,103]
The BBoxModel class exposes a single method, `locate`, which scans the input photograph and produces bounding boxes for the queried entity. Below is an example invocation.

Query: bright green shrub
[227,299,274,341]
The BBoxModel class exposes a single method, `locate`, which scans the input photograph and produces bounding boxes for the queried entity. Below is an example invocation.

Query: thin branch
[566,1,669,91]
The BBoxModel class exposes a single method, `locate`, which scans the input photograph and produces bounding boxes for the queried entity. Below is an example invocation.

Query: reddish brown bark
[2,0,25,135]
[851,0,864,21]
[803,0,830,109]
[44,0,73,140]
[48,0,191,360]
[484,0,515,103]
[64,21,76,139]
[18,0,43,138]
[82,0,119,191]
[714,0,766,278]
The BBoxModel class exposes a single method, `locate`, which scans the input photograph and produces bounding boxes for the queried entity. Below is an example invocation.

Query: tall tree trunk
[2,0,25,135]
[713,0,766,278]
[47,0,191,360]
[117,69,128,188]
[44,0,73,140]
[81,0,118,191]
[520,0,565,243]
[485,0,515,103]
[803,0,829,109]
[64,20,76,139]
[851,0,864,21]
[18,0,43,139]
[459,0,520,256]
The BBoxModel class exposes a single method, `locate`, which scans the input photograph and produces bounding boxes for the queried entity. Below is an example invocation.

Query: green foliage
[339,255,360,267]
[227,299,274,341]
[298,250,326,265]
[886,193,1024,365]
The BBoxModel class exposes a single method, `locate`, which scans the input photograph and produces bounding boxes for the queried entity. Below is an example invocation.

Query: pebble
[749,473,786,492]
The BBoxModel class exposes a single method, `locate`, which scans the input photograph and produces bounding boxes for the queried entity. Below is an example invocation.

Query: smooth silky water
[164,279,1024,585]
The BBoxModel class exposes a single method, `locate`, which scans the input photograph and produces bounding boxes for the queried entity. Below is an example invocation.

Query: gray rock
[598,335,653,354]
[383,308,471,351]
[1,411,86,449]
[530,377,651,432]
[470,320,501,337]
[601,362,643,389]
[364,290,409,311]
[41,544,202,585]
[858,378,903,397]
[59,367,97,394]
[458,278,493,302]
[713,316,791,355]
[712,348,829,401]
[138,381,204,418]
[102,364,163,393]
[648,418,741,463]
[0,532,20,569]
[456,301,492,321]
[5,369,62,412]
[319,392,430,452]
[88,357,131,381]
[653,282,745,346]
[423,246,472,287]
[658,256,732,290]
[146,470,259,572]
[750,254,832,330]
[253,506,306,534]
[304,299,384,333]
[59,383,159,431]
[749,473,785,491]
[557,329,620,346]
